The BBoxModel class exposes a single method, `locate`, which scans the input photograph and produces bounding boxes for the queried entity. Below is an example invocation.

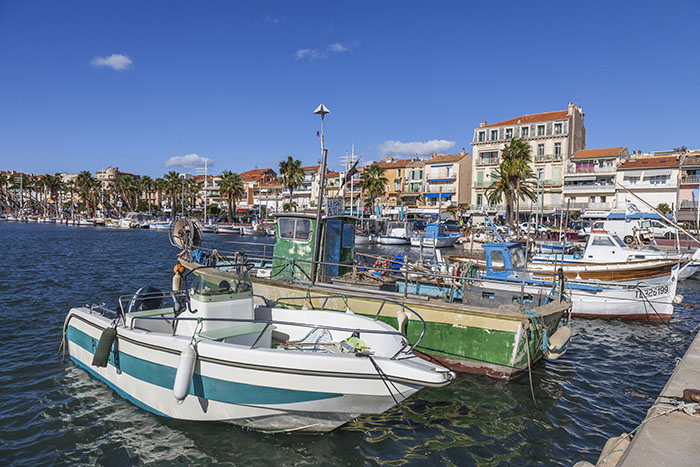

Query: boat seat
[126,307,174,319]
[198,323,276,341]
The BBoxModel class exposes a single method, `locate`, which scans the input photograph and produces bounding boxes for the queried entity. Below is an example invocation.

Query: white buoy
[173,343,197,402]
[673,294,684,304]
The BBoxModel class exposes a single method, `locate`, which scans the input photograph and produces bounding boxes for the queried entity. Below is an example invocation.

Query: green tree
[657,203,672,214]
[279,156,304,211]
[359,163,388,212]
[486,138,536,234]
[140,175,154,213]
[163,171,183,218]
[76,171,98,217]
[219,171,244,222]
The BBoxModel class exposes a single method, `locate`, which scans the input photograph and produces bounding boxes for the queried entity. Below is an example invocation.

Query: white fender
[396,309,408,335]
[172,271,182,291]
[173,343,197,402]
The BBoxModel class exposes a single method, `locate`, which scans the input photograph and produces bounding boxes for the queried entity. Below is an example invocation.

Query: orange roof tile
[426,152,469,164]
[572,147,627,160]
[618,156,679,170]
[481,110,569,128]
[326,171,340,177]
[301,165,320,170]
[376,158,413,169]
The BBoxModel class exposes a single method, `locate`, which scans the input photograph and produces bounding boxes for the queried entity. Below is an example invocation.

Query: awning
[643,169,672,177]
[399,193,421,197]
[425,193,451,198]
[427,179,453,183]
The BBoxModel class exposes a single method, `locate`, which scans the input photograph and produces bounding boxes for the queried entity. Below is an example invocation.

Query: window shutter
[477,171,483,184]
[546,122,553,135]
[514,127,520,138]
[563,120,569,134]
[530,124,536,136]
[499,128,504,140]
[553,166,561,182]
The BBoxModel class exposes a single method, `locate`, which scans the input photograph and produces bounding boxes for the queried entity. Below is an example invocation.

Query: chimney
[461,148,466,155]
[479,120,487,128]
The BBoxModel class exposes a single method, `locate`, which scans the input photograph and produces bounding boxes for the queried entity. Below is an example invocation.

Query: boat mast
[311,104,330,284]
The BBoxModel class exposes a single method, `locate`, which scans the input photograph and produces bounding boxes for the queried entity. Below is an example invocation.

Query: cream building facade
[470,102,586,215]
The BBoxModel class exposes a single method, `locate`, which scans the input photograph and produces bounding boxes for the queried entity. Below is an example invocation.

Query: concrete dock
[613,330,700,466]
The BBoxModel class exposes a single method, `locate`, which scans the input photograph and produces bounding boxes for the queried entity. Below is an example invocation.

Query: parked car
[518,222,550,235]
[647,219,677,239]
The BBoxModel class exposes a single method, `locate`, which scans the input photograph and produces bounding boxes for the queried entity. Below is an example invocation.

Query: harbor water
[2,222,700,465]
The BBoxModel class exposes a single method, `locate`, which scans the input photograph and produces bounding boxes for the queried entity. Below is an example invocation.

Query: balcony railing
[424,184,455,193]
[534,153,564,163]
[562,183,615,191]
[569,165,617,175]
[681,176,700,184]
[476,158,499,166]
[565,201,614,211]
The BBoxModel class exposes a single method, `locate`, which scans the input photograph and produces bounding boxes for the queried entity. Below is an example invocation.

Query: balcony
[681,176,700,185]
[534,153,564,163]
[568,165,617,175]
[562,183,615,191]
[476,158,499,166]
[565,201,614,211]
[424,184,455,193]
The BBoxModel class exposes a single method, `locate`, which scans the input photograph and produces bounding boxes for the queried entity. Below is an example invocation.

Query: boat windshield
[190,270,252,297]
[611,234,626,248]
[511,247,525,270]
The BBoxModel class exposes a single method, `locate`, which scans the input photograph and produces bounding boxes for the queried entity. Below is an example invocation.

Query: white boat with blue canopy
[410,223,461,248]
[62,260,454,432]
[443,241,681,321]
[379,221,413,245]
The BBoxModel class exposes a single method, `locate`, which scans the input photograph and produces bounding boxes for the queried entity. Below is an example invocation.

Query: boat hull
[65,308,447,431]
[378,236,410,245]
[410,236,459,248]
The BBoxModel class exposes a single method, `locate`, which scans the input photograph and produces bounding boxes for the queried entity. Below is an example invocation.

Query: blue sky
[1,0,699,177]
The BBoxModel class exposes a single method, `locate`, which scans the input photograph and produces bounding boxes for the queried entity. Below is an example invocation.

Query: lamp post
[310,104,330,284]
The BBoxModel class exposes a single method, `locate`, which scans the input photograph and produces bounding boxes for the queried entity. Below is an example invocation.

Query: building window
[478,131,485,142]
[478,151,498,165]
[601,196,606,203]
[537,144,545,157]
[394,180,401,191]
[521,126,529,138]
[624,175,640,184]
[477,194,483,206]
[396,169,401,177]
[537,125,545,136]
[647,175,668,185]
[554,123,563,134]
[490,129,498,140]
[554,142,562,158]
[537,168,544,180]
[505,128,513,139]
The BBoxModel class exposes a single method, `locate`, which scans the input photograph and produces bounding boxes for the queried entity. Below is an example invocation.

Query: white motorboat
[148,221,172,230]
[77,218,94,226]
[530,232,699,282]
[216,225,240,234]
[410,224,460,248]
[379,221,413,245]
[62,266,453,432]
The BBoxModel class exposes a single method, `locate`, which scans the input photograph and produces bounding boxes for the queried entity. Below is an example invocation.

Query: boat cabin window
[278,218,312,242]
[592,236,615,246]
[190,271,252,296]
[611,234,626,248]
[511,247,525,270]
[490,249,505,268]
[342,223,354,248]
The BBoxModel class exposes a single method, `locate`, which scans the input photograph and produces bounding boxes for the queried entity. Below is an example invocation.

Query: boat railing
[270,293,427,358]
[88,301,416,360]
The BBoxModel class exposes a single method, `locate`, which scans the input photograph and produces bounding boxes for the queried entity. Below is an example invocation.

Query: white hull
[148,222,171,230]
[65,306,451,432]
[410,236,459,248]
[379,236,410,245]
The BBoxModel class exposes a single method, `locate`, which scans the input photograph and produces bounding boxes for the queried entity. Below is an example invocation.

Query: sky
[1,0,699,177]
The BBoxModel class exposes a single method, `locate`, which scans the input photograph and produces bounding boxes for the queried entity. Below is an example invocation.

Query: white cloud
[90,53,133,71]
[164,154,214,169]
[263,14,280,24]
[378,139,457,157]
[295,42,355,61]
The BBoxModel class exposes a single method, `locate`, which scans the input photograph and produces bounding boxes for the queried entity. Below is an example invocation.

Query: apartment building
[422,151,471,208]
[401,160,426,207]
[376,157,415,206]
[563,147,629,213]
[240,168,276,211]
[615,155,680,212]
[471,102,586,214]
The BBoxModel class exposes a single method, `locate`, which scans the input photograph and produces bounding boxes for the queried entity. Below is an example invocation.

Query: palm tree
[114,174,136,212]
[185,179,199,215]
[76,171,98,217]
[153,177,165,212]
[485,138,536,233]
[219,171,244,222]
[359,163,388,213]
[278,156,304,211]
[140,175,154,213]
[164,171,182,219]
[41,173,64,217]
[0,173,8,211]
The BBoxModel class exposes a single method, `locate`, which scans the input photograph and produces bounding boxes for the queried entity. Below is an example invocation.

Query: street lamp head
[314,104,331,117]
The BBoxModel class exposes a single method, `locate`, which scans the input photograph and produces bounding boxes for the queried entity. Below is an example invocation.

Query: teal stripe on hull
[67,325,342,405]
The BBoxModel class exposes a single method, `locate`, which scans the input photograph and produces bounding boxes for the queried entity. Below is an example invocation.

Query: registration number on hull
[636,285,669,299]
